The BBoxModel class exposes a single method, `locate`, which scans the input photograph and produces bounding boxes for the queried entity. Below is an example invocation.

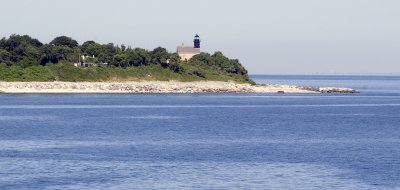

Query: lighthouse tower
[194,34,201,49]
[177,34,201,60]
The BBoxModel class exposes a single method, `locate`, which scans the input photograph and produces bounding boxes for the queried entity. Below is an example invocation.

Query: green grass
[0,62,254,84]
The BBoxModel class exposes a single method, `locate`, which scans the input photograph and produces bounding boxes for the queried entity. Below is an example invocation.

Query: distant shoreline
[0,81,358,94]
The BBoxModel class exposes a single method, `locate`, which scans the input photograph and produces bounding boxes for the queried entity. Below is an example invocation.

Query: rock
[319,87,358,93]
[299,86,320,92]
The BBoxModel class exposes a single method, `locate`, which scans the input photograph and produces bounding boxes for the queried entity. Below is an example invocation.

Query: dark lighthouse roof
[194,34,201,49]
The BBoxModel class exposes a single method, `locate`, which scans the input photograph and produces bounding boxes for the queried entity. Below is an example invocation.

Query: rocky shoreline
[299,86,358,93]
[0,81,357,94]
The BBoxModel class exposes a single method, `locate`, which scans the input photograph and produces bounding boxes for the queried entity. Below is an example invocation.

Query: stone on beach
[0,81,356,94]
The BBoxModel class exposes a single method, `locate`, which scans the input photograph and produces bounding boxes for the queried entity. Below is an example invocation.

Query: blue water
[252,75,400,95]
[0,75,400,189]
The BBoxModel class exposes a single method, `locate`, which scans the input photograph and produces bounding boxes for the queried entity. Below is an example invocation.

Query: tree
[2,35,43,51]
[50,36,79,48]
[83,56,99,63]
[17,57,38,68]
[191,53,212,65]
[123,48,151,67]
[37,44,74,65]
[151,47,169,65]
[24,45,41,60]
[189,51,249,76]
[113,53,129,67]
[81,41,102,56]
[0,49,11,63]
[39,45,58,65]
[102,43,118,64]
[0,35,43,65]
[53,46,74,62]
[167,53,183,73]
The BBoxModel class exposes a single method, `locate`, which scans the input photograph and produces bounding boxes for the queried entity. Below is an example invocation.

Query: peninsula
[0,34,356,94]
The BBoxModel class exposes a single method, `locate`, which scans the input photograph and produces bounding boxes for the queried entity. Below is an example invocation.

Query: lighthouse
[177,34,201,61]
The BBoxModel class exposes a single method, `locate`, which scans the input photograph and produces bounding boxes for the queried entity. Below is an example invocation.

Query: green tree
[50,36,79,48]
[113,53,129,67]
[17,57,38,68]
[151,47,169,65]
[124,48,151,67]
[167,53,183,73]
[0,49,11,63]
[81,41,102,56]
[83,56,99,63]
[39,45,58,65]
[191,53,212,65]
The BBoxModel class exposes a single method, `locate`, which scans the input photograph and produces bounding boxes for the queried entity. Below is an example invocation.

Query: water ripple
[0,104,400,109]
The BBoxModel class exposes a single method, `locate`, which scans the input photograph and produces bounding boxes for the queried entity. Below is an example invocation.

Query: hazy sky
[1,0,399,74]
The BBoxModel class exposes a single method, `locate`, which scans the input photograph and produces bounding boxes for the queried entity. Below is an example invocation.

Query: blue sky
[1,0,399,74]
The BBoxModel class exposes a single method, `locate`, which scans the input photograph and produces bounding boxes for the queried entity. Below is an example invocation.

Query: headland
[0,34,357,94]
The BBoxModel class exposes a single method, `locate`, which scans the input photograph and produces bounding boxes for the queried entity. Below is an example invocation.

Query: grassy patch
[0,62,254,84]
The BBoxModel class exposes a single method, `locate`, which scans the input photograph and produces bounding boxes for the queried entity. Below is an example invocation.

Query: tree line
[0,34,251,83]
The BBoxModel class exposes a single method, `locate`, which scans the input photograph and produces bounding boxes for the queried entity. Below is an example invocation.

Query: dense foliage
[0,34,253,83]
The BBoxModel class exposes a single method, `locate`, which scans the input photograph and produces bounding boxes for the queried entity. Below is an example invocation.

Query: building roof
[177,46,200,54]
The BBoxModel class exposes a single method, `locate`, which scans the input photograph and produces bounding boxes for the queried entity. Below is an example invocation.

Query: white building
[177,34,201,61]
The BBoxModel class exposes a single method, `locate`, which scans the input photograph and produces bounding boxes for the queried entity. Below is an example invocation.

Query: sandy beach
[0,81,358,94]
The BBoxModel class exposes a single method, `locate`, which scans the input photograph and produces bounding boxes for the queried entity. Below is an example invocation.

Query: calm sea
[0,75,399,190]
